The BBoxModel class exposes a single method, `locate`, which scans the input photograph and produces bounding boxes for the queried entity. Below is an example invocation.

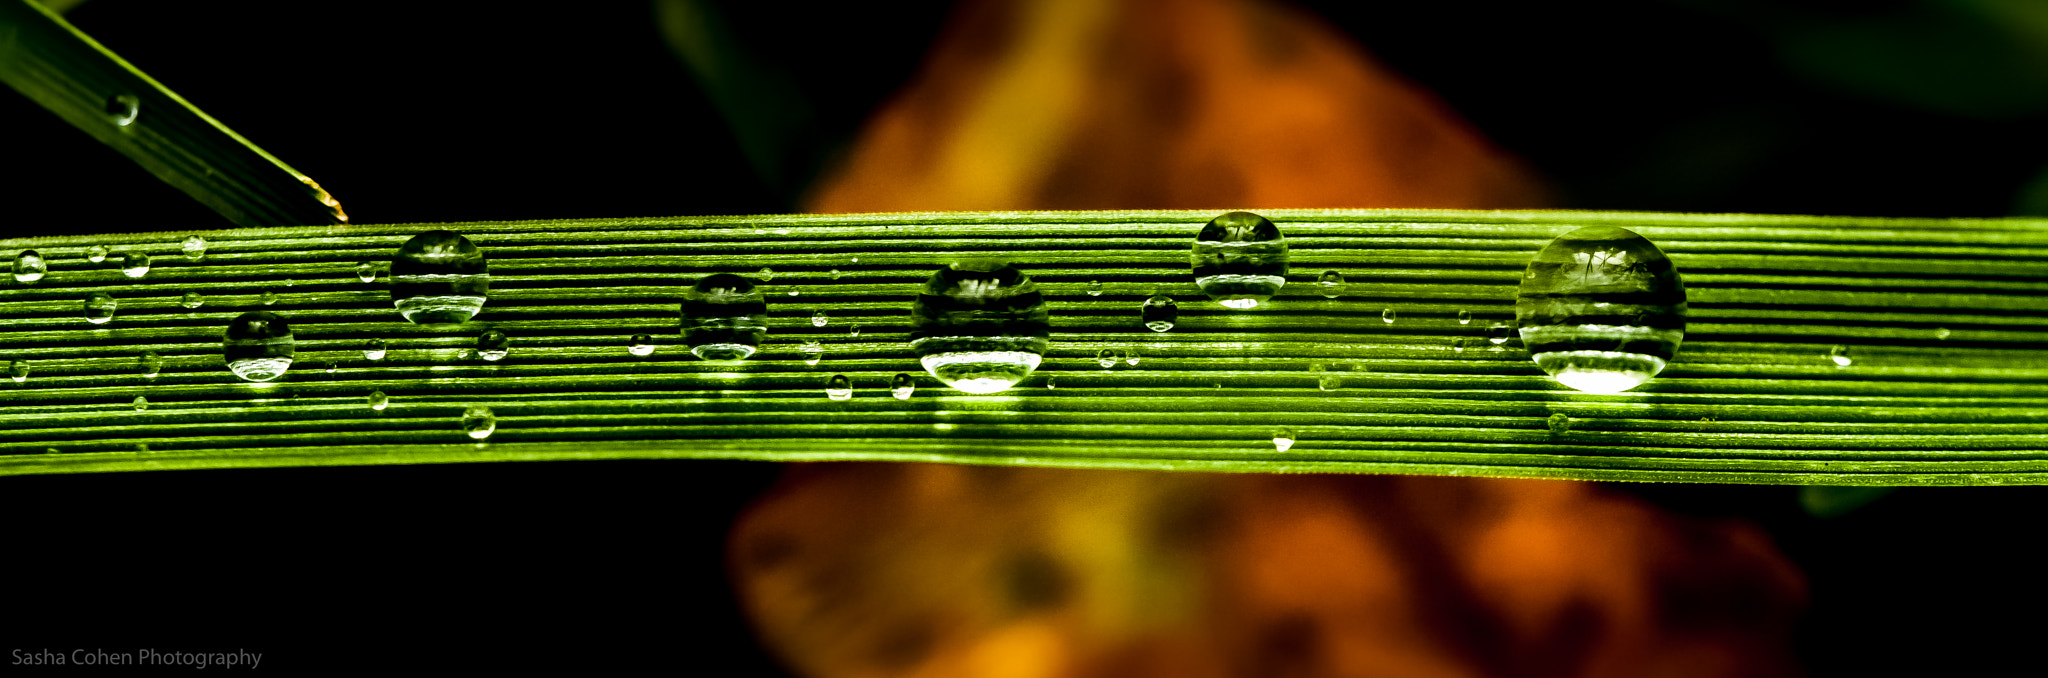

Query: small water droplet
[1086,280,1104,296]
[786,287,801,296]
[1829,344,1851,367]
[261,290,279,306]
[1488,321,1511,345]
[1047,375,1060,389]
[1192,211,1288,309]
[1547,413,1572,434]
[85,244,109,263]
[139,351,162,378]
[8,359,27,383]
[757,266,776,282]
[1935,327,1952,340]
[826,374,853,400]
[1381,308,1397,324]
[1142,294,1178,332]
[1318,270,1345,298]
[223,311,295,382]
[105,93,139,126]
[829,268,843,279]
[850,257,859,264]
[391,230,489,324]
[628,333,655,356]
[182,235,207,260]
[1125,348,1140,367]
[83,293,117,324]
[363,338,388,360]
[1272,428,1296,453]
[1452,338,1467,353]
[848,324,862,338]
[683,274,768,361]
[132,396,148,412]
[180,291,203,308]
[1318,375,1342,391]
[1457,310,1473,325]
[356,262,377,283]
[118,251,150,278]
[324,360,338,374]
[462,406,496,440]
[12,250,47,283]
[1517,226,1686,394]
[1097,348,1122,369]
[911,262,1049,394]
[476,329,510,361]
[891,373,915,400]
[801,340,824,365]
[367,391,389,411]
[812,310,829,327]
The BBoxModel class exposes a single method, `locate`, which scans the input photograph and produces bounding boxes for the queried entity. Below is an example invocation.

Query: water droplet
[260,290,279,306]
[182,235,207,260]
[105,93,139,126]
[756,266,776,282]
[826,374,853,400]
[812,310,829,327]
[476,329,510,361]
[683,274,769,361]
[1272,428,1296,453]
[1097,348,1122,369]
[118,251,150,278]
[1125,347,1141,366]
[628,333,655,356]
[1318,375,1343,391]
[830,268,843,280]
[8,359,27,383]
[1829,344,1852,367]
[223,311,295,382]
[1086,280,1104,296]
[891,373,915,400]
[1047,375,1061,389]
[462,406,496,440]
[848,324,862,338]
[911,262,1049,394]
[12,250,46,283]
[1452,338,1467,353]
[363,338,388,360]
[786,287,801,296]
[1516,226,1687,394]
[1457,310,1473,325]
[1381,308,1397,324]
[85,244,108,263]
[1547,413,1572,434]
[139,351,162,378]
[391,230,488,324]
[1935,327,1952,340]
[180,292,203,308]
[1142,294,1178,332]
[1318,270,1345,298]
[83,293,117,324]
[131,396,148,412]
[356,262,377,283]
[1192,211,1288,309]
[801,340,824,366]
[1488,321,1512,346]
[324,360,338,374]
[367,391,389,411]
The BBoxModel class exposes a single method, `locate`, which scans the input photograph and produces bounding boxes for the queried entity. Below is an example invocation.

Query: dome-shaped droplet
[1318,374,1342,391]
[1381,308,1397,324]
[910,262,1049,394]
[1142,294,1178,332]
[391,230,489,324]
[222,311,294,382]
[1272,428,1296,453]
[891,373,915,400]
[829,268,843,280]
[786,287,801,296]
[363,338,388,360]
[628,333,655,356]
[118,252,150,278]
[476,329,510,361]
[1547,412,1572,434]
[105,93,139,126]
[1457,310,1473,325]
[826,374,853,401]
[756,266,776,282]
[1125,347,1141,367]
[1086,280,1104,296]
[83,293,117,324]
[800,340,824,366]
[8,359,27,383]
[181,235,207,260]
[682,273,768,361]
[811,310,829,327]
[1452,338,1467,353]
[367,391,389,411]
[132,396,148,412]
[260,290,279,306]
[1488,321,1512,346]
[1191,211,1287,309]
[848,324,862,338]
[1515,226,1687,394]
[180,292,203,309]
[139,351,162,378]
[1097,348,1121,369]
[12,250,46,283]
[1829,344,1851,367]
[1317,271,1345,298]
[355,262,377,283]
[462,406,496,440]
[85,244,108,263]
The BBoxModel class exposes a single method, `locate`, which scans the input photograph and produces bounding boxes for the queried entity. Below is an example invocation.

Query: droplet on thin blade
[1381,308,1396,324]
[1515,226,1687,394]
[363,338,388,361]
[1547,413,1573,434]
[826,374,853,400]
[812,310,829,327]
[182,236,207,260]
[1829,344,1851,367]
[476,329,510,361]
[801,340,823,366]
[1488,321,1512,346]
[118,252,150,278]
[462,406,496,440]
[368,391,389,411]
[139,351,162,378]
[1934,327,1952,340]
[1192,211,1287,309]
[85,245,108,263]
[12,250,46,283]
[356,262,378,283]
[682,273,768,361]
[105,94,139,126]
[261,290,279,306]
[1457,310,1473,325]
[1086,280,1103,296]
[1125,347,1140,367]
[1318,375,1342,391]
[910,262,1049,394]
[83,293,117,324]
[132,396,148,412]
[1097,348,1121,369]
[1318,270,1345,298]
[391,230,489,324]
[1142,294,1178,332]
[891,373,915,400]
[222,311,294,382]
[756,266,776,282]
[180,292,203,309]
[628,334,655,356]
[8,359,27,383]
[1272,428,1296,453]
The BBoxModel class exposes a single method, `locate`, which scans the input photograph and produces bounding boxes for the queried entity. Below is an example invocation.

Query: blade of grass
[0,209,2043,484]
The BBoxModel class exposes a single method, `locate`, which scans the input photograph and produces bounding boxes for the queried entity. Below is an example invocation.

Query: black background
[4,1,2046,674]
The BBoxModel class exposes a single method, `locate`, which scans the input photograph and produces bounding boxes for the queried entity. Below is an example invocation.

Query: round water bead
[182,235,207,259]
[1317,270,1345,298]
[390,230,489,324]
[105,94,139,126]
[1457,310,1473,325]
[1547,413,1573,434]
[132,396,148,412]
[367,391,389,411]
[1272,428,1296,453]
[756,266,776,282]
[1515,226,1686,394]
[891,373,916,400]
[800,340,824,366]
[462,406,496,440]
[826,374,853,401]
[1829,345,1851,367]
[8,359,27,383]
[910,261,1050,394]
[682,273,768,361]
[1097,348,1122,369]
[118,252,150,278]
[13,250,46,283]
[260,290,279,306]
[355,262,378,283]
[811,310,829,327]
[476,329,510,361]
[1191,211,1288,309]
[363,338,388,360]
[1142,294,1178,332]
[1487,321,1512,346]
[180,292,204,309]
[628,334,655,356]
[1086,280,1104,297]
[1125,347,1141,367]
[223,311,294,382]
[85,244,108,263]
[139,351,162,378]
[1381,308,1397,324]
[83,293,117,324]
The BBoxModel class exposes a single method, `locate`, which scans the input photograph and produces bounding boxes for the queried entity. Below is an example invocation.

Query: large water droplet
[476,329,510,361]
[1097,348,1122,369]
[105,93,139,126]
[223,311,294,382]
[682,273,768,361]
[118,251,150,278]
[628,333,655,356]
[462,406,496,440]
[1457,310,1473,325]
[1272,428,1296,453]
[1318,270,1345,298]
[1192,211,1288,309]
[891,373,915,400]
[1516,226,1686,394]
[1547,413,1573,434]
[1381,308,1397,324]
[910,262,1049,394]
[801,340,824,366]
[391,230,488,324]
[1829,344,1852,367]
[8,359,27,383]
[85,244,108,263]
[367,391,389,411]
[182,235,207,260]
[826,374,853,400]
[12,250,46,283]
[83,293,117,324]
[180,292,203,309]
[355,262,378,283]
[1142,294,1178,332]
[811,310,829,327]
[1488,321,1512,346]
[139,351,162,378]
[132,396,148,412]
[363,338,388,360]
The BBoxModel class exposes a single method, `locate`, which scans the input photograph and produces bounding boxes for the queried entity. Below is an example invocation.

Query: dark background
[5,0,2046,674]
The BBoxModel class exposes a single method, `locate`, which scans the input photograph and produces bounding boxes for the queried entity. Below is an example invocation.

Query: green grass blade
[0,209,2044,484]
